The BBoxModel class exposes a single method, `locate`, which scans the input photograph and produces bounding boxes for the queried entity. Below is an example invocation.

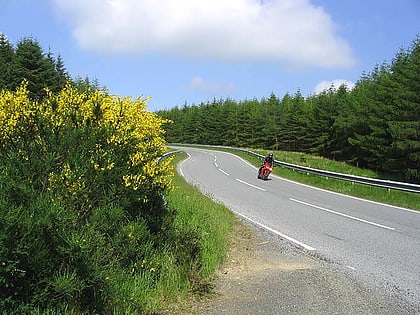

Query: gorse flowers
[0,81,175,313]
[0,81,173,200]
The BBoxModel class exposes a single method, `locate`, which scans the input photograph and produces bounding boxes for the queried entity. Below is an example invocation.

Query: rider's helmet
[268,152,273,158]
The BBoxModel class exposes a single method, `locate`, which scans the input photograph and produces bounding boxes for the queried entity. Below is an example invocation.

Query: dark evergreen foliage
[13,37,58,100]
[0,33,101,99]
[0,34,15,91]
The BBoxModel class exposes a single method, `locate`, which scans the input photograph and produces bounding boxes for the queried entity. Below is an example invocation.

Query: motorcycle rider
[258,152,274,178]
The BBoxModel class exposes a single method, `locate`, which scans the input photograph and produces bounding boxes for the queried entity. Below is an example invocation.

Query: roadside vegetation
[0,81,168,313]
[162,152,236,313]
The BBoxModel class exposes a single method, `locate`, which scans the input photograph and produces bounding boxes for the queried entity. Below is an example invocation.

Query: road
[174,147,420,313]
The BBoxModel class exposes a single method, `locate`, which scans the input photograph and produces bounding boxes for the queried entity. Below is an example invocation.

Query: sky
[1,0,419,112]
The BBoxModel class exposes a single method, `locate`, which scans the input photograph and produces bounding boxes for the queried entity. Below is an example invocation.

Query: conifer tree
[386,38,420,181]
[277,91,307,152]
[13,37,55,100]
[0,33,15,90]
[46,49,69,93]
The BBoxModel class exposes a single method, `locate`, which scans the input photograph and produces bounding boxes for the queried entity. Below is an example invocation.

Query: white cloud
[53,0,356,68]
[313,79,355,94]
[187,76,236,93]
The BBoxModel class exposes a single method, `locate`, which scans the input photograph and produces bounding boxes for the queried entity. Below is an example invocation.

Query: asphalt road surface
[174,147,420,314]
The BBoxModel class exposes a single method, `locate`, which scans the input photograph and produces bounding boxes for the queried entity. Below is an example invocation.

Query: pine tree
[221,98,240,146]
[262,93,282,150]
[386,38,420,181]
[277,91,308,152]
[13,37,55,100]
[0,33,15,90]
[55,54,69,91]
[307,85,351,159]
[45,49,69,93]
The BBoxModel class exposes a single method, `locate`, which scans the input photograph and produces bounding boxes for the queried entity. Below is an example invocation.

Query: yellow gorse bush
[0,81,33,141]
[1,81,186,314]
[0,81,173,200]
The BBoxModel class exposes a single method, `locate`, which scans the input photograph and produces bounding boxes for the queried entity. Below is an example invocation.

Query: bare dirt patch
[216,219,313,277]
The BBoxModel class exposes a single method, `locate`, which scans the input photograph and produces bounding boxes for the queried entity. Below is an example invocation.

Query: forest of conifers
[158,37,420,183]
[0,33,101,100]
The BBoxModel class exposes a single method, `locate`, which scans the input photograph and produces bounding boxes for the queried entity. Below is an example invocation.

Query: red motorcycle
[258,161,273,180]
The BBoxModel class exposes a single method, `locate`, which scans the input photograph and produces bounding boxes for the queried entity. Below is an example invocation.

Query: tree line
[158,37,420,183]
[0,33,102,100]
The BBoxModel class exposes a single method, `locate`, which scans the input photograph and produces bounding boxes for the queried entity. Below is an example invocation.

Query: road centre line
[290,198,395,231]
[236,178,266,191]
[218,168,230,176]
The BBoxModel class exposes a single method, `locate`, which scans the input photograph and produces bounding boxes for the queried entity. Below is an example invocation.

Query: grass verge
[159,152,237,313]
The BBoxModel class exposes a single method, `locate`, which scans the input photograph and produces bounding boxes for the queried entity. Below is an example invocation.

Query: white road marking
[178,152,191,178]
[232,210,316,251]
[236,178,266,191]
[290,198,395,231]
[277,172,418,214]
[219,168,230,176]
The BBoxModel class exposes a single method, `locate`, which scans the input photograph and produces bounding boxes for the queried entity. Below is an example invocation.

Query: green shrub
[0,83,174,313]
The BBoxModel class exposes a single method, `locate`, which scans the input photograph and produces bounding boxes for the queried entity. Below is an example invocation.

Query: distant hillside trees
[158,37,420,183]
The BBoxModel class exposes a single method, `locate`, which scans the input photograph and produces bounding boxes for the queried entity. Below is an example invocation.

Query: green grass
[155,152,237,313]
[168,152,235,279]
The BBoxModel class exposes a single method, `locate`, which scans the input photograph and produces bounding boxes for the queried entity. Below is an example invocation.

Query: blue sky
[1,0,419,112]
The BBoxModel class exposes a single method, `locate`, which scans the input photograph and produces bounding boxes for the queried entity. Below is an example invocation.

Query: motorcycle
[257,161,273,180]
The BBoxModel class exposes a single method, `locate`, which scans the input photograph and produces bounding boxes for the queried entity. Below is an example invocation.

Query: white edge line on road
[277,173,418,214]
[290,198,395,231]
[233,210,316,251]
[219,168,230,176]
[236,178,266,191]
[178,152,191,178]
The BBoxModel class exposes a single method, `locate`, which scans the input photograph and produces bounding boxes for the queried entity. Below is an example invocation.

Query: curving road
[175,147,420,312]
